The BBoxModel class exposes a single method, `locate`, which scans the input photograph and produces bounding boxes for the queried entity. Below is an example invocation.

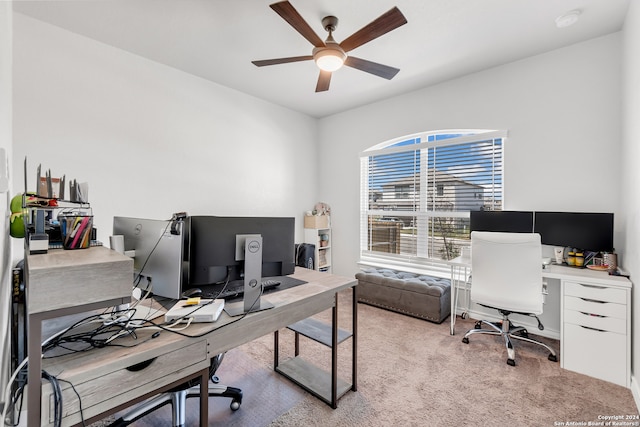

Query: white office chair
[461,231,558,366]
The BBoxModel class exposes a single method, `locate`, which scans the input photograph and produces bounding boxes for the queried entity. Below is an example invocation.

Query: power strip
[165,299,224,323]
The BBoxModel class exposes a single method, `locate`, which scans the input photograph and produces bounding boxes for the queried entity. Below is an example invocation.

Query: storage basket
[304,215,329,229]
[59,210,93,249]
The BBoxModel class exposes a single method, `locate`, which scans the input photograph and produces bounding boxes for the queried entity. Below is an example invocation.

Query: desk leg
[331,298,338,409]
[450,265,470,335]
[352,285,358,391]
[274,330,279,368]
[450,266,457,335]
[27,314,42,427]
[199,367,209,427]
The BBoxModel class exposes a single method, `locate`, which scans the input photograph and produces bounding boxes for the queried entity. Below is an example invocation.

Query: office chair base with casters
[107,383,242,427]
[462,310,558,366]
[107,354,242,427]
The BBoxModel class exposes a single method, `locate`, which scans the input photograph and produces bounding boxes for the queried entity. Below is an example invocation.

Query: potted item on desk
[604,252,618,273]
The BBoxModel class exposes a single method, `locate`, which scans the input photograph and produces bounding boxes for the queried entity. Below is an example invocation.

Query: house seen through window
[359,130,506,271]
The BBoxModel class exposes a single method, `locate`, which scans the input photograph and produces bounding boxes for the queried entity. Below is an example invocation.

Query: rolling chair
[108,353,242,426]
[461,231,558,366]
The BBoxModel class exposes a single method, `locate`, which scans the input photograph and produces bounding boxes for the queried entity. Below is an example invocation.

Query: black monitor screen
[533,212,614,252]
[188,216,296,286]
[470,211,534,233]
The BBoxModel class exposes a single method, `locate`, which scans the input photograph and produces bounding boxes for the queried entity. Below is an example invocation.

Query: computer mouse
[181,288,203,299]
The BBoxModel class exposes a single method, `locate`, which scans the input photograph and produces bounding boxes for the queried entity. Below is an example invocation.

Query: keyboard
[214,279,281,300]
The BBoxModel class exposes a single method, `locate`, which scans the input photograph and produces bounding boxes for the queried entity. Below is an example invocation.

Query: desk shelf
[274,288,357,409]
[286,317,352,346]
[275,356,353,404]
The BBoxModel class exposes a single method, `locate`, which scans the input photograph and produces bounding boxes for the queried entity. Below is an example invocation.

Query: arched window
[359,129,506,271]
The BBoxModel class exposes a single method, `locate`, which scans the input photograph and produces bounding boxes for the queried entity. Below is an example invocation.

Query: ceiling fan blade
[315,70,332,92]
[339,7,407,53]
[270,1,326,48]
[344,56,400,80]
[252,55,313,67]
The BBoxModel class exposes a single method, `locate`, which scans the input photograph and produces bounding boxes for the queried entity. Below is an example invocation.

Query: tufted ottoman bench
[355,267,451,323]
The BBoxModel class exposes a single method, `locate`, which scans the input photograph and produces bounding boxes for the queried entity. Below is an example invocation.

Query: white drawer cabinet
[563,323,627,387]
[561,280,631,388]
[564,281,626,304]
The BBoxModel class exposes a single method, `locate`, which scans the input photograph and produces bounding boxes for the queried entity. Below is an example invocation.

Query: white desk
[448,258,632,387]
[447,256,472,335]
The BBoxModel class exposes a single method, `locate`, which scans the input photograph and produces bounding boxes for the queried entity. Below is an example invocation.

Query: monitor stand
[224,234,274,317]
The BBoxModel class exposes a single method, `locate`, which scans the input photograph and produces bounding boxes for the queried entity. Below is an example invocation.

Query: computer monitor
[113,216,187,299]
[533,212,614,252]
[470,210,534,233]
[187,216,296,315]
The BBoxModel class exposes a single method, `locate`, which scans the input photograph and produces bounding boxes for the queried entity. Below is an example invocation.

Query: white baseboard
[631,374,640,412]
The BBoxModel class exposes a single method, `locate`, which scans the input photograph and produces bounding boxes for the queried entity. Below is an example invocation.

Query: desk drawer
[564,295,626,320]
[43,339,208,426]
[564,281,626,304]
[564,308,626,334]
[563,323,627,387]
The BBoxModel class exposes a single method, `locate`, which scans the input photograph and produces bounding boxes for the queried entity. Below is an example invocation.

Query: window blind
[360,130,506,267]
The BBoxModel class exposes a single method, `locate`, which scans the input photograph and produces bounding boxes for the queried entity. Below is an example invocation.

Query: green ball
[10,194,23,213]
[10,212,25,238]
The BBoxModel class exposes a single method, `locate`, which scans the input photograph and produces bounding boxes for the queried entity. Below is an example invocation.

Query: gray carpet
[262,291,639,427]
[94,289,639,426]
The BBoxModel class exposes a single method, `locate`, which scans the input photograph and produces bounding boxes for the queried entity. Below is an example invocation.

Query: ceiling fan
[251,1,407,92]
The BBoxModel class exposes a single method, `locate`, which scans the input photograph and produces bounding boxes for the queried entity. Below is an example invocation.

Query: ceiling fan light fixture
[313,46,347,72]
[253,2,407,92]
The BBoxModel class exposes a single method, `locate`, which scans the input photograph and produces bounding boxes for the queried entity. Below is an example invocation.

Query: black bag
[295,243,315,269]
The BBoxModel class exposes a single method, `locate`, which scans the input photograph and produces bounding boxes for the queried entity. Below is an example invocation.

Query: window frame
[359,129,507,273]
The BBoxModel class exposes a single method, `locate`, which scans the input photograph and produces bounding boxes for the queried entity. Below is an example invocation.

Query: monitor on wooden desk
[188,216,297,316]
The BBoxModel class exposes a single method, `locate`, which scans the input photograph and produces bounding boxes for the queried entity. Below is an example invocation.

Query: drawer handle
[579,325,606,333]
[577,284,606,290]
[579,311,605,318]
[126,357,157,372]
[580,297,605,304]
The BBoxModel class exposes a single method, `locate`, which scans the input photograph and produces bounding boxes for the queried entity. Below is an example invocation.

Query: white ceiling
[12,0,630,118]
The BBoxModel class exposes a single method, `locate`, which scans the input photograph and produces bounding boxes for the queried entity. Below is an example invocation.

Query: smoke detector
[556,9,581,28]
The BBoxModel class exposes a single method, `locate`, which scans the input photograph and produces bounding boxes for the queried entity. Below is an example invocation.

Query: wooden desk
[25,247,133,427]
[36,267,357,426]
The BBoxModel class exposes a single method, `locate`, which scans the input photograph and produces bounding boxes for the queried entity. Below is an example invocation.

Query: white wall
[621,0,640,405]
[11,13,318,251]
[9,5,637,403]
[318,33,622,278]
[0,0,12,410]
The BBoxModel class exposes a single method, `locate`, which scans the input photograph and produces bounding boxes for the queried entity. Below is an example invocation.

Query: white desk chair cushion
[470,231,543,315]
